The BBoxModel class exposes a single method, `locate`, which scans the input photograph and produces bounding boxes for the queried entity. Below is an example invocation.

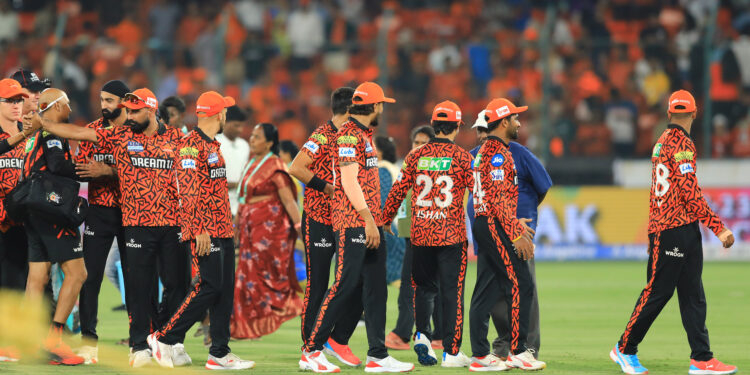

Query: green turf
[2,261,748,374]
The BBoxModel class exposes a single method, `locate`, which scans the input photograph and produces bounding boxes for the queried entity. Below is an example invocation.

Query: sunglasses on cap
[123,93,145,104]
[0,98,24,105]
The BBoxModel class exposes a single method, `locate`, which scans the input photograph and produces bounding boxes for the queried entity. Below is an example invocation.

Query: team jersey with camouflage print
[473,136,525,241]
[300,120,337,225]
[331,117,383,231]
[174,128,233,240]
[75,118,120,207]
[382,138,473,246]
[648,124,724,236]
[96,123,182,227]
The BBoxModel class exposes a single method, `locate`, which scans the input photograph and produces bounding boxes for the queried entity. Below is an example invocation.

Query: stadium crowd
[2,0,750,158]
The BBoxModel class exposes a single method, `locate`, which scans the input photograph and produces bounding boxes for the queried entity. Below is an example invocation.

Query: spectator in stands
[0,1,19,43]
[604,89,638,157]
[286,0,324,72]
[160,96,188,134]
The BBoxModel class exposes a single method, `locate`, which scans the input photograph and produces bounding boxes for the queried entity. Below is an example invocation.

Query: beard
[370,114,380,127]
[102,107,122,120]
[218,119,225,134]
[125,118,149,133]
[509,127,519,140]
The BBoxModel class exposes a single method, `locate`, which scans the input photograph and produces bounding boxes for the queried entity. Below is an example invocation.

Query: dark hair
[375,136,397,163]
[257,123,280,155]
[161,96,186,113]
[226,106,247,122]
[411,125,435,141]
[331,87,355,115]
[486,115,515,133]
[348,103,375,115]
[279,140,299,159]
[431,119,459,136]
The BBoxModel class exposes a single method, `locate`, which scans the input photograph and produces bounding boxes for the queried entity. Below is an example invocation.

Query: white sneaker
[506,350,546,371]
[469,354,509,372]
[302,350,341,373]
[364,355,415,373]
[205,352,255,370]
[413,332,437,366]
[129,349,152,368]
[77,345,98,365]
[147,333,174,368]
[172,343,192,366]
[442,351,471,367]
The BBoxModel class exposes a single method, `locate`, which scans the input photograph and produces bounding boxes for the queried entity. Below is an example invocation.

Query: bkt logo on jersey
[491,169,505,181]
[490,153,504,167]
[127,141,144,153]
[207,153,220,165]
[417,157,452,171]
[210,167,227,179]
[93,154,115,164]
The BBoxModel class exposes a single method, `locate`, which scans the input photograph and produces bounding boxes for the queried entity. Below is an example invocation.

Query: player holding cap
[610,90,737,375]
[147,91,254,370]
[469,98,545,371]
[382,100,474,368]
[26,88,189,367]
[302,82,414,373]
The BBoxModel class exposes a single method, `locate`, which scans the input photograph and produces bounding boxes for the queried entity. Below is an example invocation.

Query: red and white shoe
[302,350,340,373]
[146,333,173,368]
[323,338,361,367]
[364,356,414,373]
[689,358,737,375]
[506,350,546,371]
[0,347,20,362]
[469,354,509,372]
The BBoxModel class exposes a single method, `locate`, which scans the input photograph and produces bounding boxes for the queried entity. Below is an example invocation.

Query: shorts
[26,215,82,264]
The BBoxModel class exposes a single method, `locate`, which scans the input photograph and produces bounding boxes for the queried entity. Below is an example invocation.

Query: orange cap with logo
[351,82,396,105]
[484,98,527,123]
[431,100,463,123]
[0,79,29,99]
[121,88,158,110]
[196,91,235,117]
[667,90,697,113]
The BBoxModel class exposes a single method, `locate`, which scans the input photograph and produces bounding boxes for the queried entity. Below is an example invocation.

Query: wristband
[307,175,327,192]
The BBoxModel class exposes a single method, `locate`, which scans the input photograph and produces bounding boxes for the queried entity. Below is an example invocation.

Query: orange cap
[484,98,527,123]
[667,90,697,113]
[431,100,463,123]
[0,79,29,99]
[121,88,158,110]
[352,81,396,105]
[196,91,236,117]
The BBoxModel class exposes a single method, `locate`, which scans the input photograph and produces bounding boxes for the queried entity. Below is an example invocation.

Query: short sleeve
[336,132,360,165]
[300,131,327,159]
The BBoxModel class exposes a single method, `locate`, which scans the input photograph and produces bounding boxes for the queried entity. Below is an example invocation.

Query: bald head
[39,88,71,122]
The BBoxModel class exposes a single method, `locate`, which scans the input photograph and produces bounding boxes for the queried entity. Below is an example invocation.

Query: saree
[230,154,303,339]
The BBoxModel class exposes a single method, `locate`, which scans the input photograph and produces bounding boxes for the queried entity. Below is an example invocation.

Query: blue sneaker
[610,344,648,374]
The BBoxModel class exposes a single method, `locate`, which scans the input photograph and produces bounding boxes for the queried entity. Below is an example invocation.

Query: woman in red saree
[230,123,303,339]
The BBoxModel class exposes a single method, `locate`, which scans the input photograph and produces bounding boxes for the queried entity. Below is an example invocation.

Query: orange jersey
[299,121,337,225]
[472,136,524,241]
[0,128,24,229]
[331,118,383,231]
[648,124,723,236]
[382,138,473,246]
[75,118,120,207]
[96,123,182,227]
[174,129,233,240]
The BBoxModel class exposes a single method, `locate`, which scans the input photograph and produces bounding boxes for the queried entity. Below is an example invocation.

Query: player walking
[382,100,473,368]
[469,98,545,372]
[610,90,737,375]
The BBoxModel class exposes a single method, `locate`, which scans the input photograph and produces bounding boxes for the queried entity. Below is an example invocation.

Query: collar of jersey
[325,120,336,132]
[196,127,214,143]
[347,116,370,133]
[431,137,454,144]
[667,123,691,138]
[156,121,167,136]
[486,135,508,147]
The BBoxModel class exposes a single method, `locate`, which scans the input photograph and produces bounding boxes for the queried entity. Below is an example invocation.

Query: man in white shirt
[215,106,250,216]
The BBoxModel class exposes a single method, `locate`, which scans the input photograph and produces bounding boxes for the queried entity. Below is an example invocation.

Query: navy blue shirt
[467,142,552,253]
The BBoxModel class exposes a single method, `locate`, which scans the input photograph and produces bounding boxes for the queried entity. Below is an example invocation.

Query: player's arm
[25,112,97,143]
[273,172,302,231]
[523,148,553,204]
[382,154,415,227]
[175,152,211,253]
[289,135,332,195]
[672,143,734,247]
[0,123,37,155]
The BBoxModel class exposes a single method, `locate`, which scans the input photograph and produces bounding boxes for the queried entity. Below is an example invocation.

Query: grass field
[1,261,748,374]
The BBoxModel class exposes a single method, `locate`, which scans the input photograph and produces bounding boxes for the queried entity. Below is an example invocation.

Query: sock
[52,321,65,330]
